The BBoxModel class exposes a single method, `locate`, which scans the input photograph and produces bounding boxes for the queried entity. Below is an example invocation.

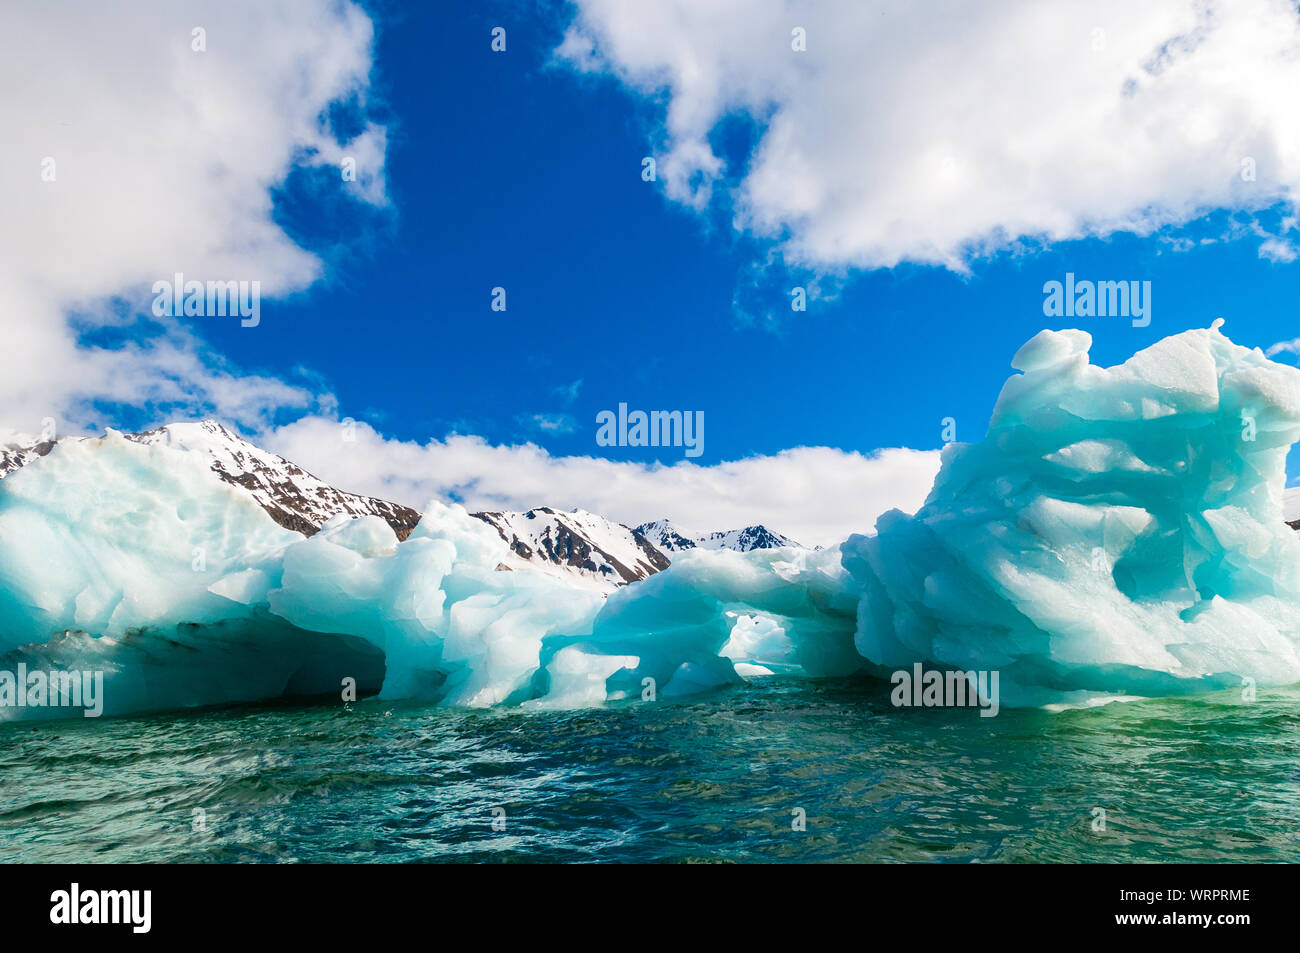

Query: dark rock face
[126,422,423,541]
[1,421,421,541]
[637,519,801,553]
[697,525,800,551]
[0,436,56,478]
[634,519,698,552]
[472,506,670,588]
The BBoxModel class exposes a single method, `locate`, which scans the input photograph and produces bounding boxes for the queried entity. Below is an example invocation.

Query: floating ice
[3,323,1300,719]
[844,322,1300,704]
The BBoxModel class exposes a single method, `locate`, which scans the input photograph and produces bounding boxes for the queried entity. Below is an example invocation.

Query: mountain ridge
[636,517,801,553]
[0,420,803,593]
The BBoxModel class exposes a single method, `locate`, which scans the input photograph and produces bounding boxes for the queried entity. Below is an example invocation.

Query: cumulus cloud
[267,416,941,548]
[557,0,1300,270]
[0,0,385,432]
[1259,238,1300,263]
[1,0,936,541]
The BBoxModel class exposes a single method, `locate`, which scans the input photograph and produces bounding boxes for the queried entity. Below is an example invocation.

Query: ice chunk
[844,321,1300,703]
[0,429,296,650]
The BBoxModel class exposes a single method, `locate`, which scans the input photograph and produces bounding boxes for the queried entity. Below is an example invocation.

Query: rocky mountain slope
[473,506,669,592]
[2,420,806,593]
[128,421,422,539]
[636,518,801,553]
[0,430,54,478]
[2,420,421,539]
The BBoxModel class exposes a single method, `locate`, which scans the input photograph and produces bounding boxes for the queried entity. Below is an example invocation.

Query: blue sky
[8,0,1300,543]
[201,1,1300,467]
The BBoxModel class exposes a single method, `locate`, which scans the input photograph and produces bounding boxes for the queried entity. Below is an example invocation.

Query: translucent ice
[843,322,1300,704]
[3,323,1300,718]
[0,432,601,716]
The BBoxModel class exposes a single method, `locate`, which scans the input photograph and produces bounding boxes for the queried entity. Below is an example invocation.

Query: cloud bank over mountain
[266,416,941,550]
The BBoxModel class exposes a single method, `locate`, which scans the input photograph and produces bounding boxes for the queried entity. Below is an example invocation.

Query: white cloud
[0,1,939,543]
[1259,238,1299,263]
[558,0,1300,271]
[267,416,941,549]
[0,0,385,433]
[1266,338,1300,358]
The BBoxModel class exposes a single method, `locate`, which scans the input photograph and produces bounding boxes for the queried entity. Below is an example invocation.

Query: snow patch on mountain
[636,518,802,553]
[0,430,53,478]
[1,420,422,540]
[473,506,669,593]
[126,421,423,539]
[2,422,817,594]
[634,518,699,553]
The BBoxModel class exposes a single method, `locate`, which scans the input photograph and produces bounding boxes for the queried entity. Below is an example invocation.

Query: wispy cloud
[520,412,578,435]
[551,379,583,406]
[1266,337,1300,358]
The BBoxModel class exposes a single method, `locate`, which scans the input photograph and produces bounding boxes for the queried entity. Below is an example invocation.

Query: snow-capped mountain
[0,429,54,478]
[5,420,801,593]
[1,422,668,592]
[1,420,422,540]
[126,421,423,539]
[633,518,699,553]
[473,506,670,592]
[695,525,802,551]
[635,518,802,553]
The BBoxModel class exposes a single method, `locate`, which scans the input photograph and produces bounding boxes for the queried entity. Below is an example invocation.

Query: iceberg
[843,321,1300,704]
[3,322,1300,719]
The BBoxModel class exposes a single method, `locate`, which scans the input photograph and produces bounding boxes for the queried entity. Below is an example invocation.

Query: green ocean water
[2,677,1298,863]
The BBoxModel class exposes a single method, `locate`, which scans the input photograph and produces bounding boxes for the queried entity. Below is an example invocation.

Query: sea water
[2,677,1297,863]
